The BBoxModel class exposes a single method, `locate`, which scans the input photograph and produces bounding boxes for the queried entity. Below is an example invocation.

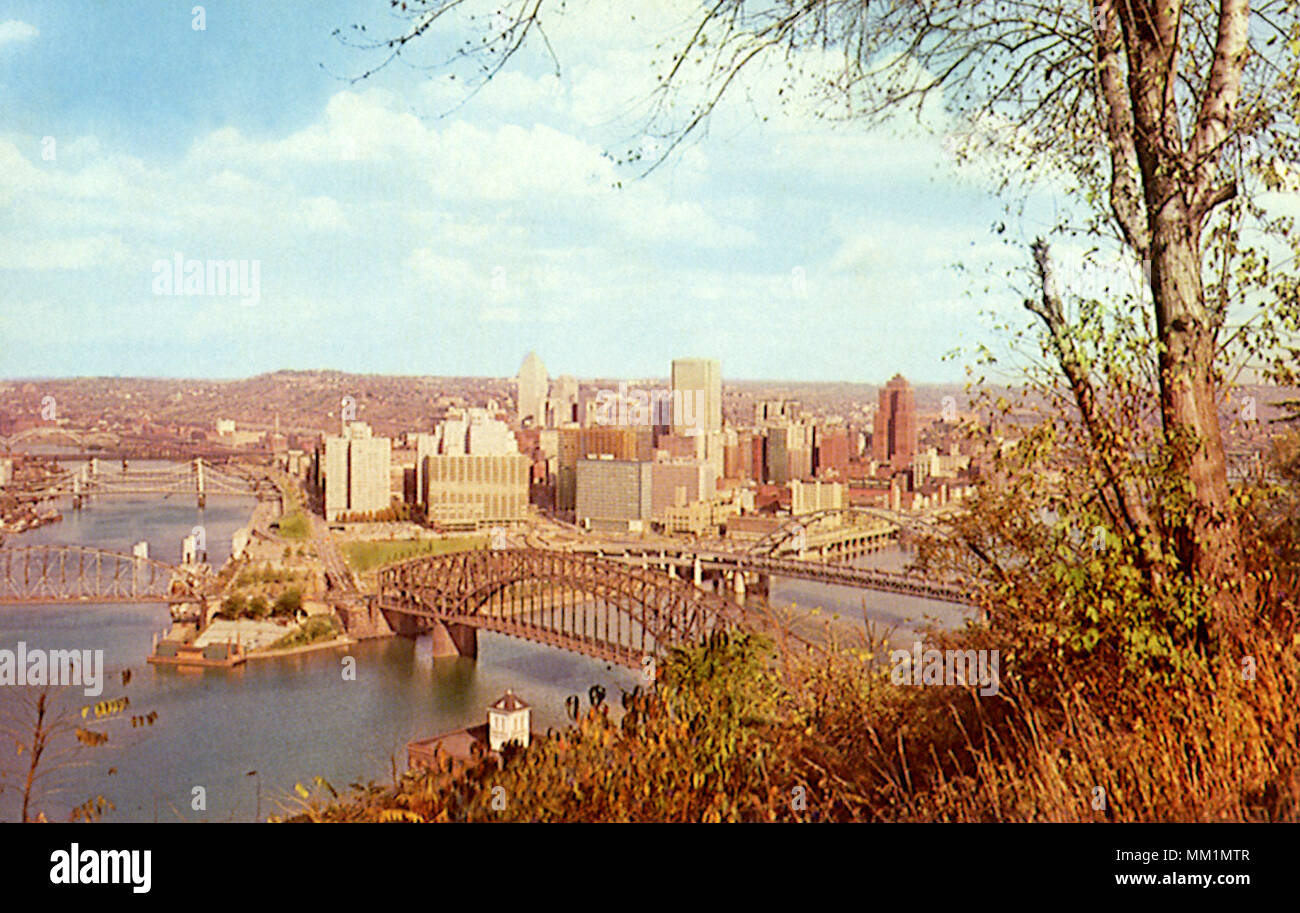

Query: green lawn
[277,511,310,540]
[341,536,486,574]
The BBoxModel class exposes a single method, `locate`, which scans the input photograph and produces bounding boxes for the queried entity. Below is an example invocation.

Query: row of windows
[424,457,528,485]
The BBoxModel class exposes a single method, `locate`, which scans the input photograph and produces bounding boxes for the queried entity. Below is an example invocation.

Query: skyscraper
[576,457,654,533]
[813,426,850,478]
[670,358,722,435]
[516,351,548,427]
[320,423,392,521]
[422,453,530,526]
[872,374,917,471]
[549,374,580,426]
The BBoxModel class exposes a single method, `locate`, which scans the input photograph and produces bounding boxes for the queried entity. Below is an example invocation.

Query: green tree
[220,592,247,620]
[353,0,1300,639]
[273,589,303,617]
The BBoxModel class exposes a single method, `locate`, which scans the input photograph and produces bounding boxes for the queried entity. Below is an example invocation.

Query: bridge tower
[195,458,206,509]
[181,534,198,567]
[132,541,150,596]
[72,471,83,510]
[88,457,98,476]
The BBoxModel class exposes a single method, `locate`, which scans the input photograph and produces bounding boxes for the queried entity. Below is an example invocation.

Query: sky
[0,0,1067,384]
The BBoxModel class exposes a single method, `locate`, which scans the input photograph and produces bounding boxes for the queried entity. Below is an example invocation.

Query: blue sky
[0,0,1052,383]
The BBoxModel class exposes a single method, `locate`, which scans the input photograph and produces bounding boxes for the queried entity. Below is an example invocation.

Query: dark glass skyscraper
[872,374,916,471]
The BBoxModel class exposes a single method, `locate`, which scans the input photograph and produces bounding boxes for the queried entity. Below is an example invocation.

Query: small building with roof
[407,689,537,770]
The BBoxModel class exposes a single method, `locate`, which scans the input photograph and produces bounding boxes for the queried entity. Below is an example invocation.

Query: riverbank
[247,635,356,661]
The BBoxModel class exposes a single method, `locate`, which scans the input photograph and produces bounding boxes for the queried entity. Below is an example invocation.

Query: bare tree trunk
[21,693,48,824]
[1150,210,1240,580]
[1118,0,1253,635]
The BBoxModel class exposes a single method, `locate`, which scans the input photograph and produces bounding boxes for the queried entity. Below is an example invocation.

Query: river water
[0,472,966,822]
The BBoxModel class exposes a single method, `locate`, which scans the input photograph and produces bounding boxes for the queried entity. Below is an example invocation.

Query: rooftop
[490,689,530,712]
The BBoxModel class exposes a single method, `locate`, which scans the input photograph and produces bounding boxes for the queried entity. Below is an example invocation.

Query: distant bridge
[376,548,742,667]
[571,542,972,605]
[8,458,273,507]
[0,545,208,605]
[0,426,120,451]
[744,506,958,559]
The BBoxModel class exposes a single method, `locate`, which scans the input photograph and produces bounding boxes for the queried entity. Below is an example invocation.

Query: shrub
[219,593,246,620]
[273,589,303,617]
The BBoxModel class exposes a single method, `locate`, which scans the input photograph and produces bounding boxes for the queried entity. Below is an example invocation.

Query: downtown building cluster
[511,355,975,538]
[305,352,976,535]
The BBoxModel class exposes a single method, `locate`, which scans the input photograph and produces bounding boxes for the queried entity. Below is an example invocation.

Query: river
[0,472,967,822]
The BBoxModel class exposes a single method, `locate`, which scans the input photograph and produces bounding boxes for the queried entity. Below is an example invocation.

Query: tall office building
[323,437,349,519]
[766,425,793,485]
[873,374,917,470]
[516,351,548,427]
[432,409,519,457]
[549,375,580,427]
[555,425,653,511]
[320,423,392,520]
[348,437,392,515]
[414,432,436,508]
[813,426,850,478]
[576,458,654,533]
[422,453,530,527]
[763,422,812,484]
[670,358,722,435]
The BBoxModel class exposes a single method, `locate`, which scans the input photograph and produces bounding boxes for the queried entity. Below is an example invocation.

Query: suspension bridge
[7,458,274,507]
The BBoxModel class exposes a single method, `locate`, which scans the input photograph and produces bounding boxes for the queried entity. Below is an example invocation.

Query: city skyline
[2,0,1295,845]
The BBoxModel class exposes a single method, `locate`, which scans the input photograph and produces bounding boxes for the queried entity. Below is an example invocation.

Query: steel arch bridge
[0,426,120,451]
[377,548,742,668]
[0,545,206,604]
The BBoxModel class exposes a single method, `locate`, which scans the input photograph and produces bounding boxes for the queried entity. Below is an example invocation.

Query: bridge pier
[427,620,478,660]
[383,610,479,661]
[732,570,746,603]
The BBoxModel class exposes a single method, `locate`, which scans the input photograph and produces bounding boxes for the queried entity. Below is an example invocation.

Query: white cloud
[0,20,37,48]
[0,235,130,270]
[1,27,1009,382]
